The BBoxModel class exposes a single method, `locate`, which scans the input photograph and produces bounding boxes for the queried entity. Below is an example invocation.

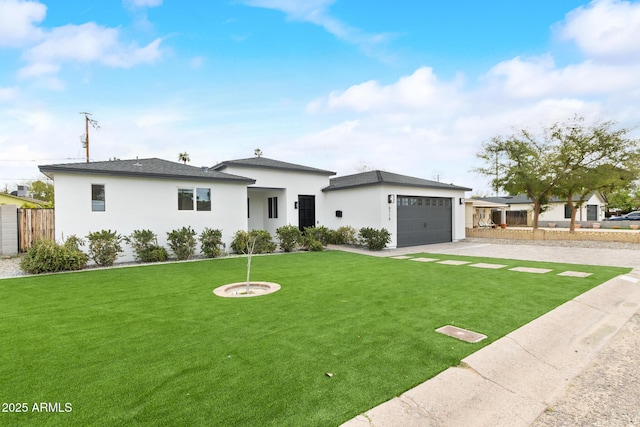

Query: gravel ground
[0,256,26,279]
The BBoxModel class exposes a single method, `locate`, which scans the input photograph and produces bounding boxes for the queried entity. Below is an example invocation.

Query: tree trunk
[246,235,257,294]
[532,200,541,229]
[568,194,577,233]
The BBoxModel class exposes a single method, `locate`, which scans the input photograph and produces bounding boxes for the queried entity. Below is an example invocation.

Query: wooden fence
[19,208,55,252]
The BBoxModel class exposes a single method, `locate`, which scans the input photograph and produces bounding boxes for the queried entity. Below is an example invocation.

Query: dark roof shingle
[211,157,336,175]
[323,170,471,192]
[39,158,255,183]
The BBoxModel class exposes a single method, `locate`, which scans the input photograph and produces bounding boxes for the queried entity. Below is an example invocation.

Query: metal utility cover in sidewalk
[436,325,487,343]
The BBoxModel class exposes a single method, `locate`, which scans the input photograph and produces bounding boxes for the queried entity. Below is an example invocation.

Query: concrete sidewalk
[337,242,640,427]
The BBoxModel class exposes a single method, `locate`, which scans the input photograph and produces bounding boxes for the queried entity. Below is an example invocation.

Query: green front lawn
[0,251,629,426]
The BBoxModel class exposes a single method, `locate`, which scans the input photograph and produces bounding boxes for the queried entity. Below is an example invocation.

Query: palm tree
[178,152,190,164]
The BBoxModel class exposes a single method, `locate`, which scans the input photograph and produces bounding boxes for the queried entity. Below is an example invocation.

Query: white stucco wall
[324,184,467,248]
[517,193,606,222]
[53,173,248,262]
[218,165,333,231]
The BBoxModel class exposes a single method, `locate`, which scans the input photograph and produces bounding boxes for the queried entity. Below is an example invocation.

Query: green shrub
[358,227,391,251]
[166,226,197,260]
[199,228,225,258]
[305,238,324,252]
[230,230,276,254]
[20,237,88,274]
[125,229,168,263]
[304,226,331,246]
[275,225,303,252]
[86,229,124,266]
[329,226,359,245]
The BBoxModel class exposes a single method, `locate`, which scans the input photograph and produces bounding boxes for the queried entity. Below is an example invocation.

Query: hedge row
[20,225,391,274]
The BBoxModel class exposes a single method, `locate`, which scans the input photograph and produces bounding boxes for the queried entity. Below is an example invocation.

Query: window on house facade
[196,188,211,211]
[564,204,571,219]
[91,184,105,211]
[268,196,278,218]
[178,188,194,210]
[178,188,211,211]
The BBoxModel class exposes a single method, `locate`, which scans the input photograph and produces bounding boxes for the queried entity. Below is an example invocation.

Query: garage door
[397,196,452,247]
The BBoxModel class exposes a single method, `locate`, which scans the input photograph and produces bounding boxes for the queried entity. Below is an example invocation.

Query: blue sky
[2,0,640,195]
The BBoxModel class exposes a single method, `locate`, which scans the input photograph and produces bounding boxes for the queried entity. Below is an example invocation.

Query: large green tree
[28,179,54,203]
[476,116,640,229]
[551,117,640,231]
[605,183,640,214]
[476,127,560,229]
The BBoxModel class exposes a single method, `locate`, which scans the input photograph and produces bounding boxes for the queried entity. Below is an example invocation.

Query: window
[91,184,105,211]
[178,188,194,210]
[564,204,571,219]
[268,196,278,218]
[178,187,211,211]
[196,188,211,211]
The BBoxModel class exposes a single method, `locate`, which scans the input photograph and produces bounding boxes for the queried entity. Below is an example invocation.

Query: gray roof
[211,157,336,176]
[39,158,256,184]
[478,193,597,205]
[322,170,472,192]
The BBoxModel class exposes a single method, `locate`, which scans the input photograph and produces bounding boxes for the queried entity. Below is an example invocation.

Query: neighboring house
[475,193,607,226]
[0,193,47,208]
[40,156,471,261]
[464,199,509,228]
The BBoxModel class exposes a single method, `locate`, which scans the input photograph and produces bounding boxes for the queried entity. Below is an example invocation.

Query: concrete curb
[341,269,640,427]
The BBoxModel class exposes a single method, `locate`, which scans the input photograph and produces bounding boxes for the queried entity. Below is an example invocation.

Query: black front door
[298,195,315,231]
[587,204,598,221]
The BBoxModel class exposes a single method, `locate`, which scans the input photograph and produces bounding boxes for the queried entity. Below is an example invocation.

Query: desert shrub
[125,229,168,263]
[230,229,276,254]
[166,226,197,260]
[329,226,359,245]
[358,227,391,251]
[304,226,331,246]
[305,238,324,252]
[86,229,124,266]
[275,225,303,252]
[199,228,225,258]
[20,237,88,274]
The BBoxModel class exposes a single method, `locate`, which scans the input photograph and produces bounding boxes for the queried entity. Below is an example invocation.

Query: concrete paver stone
[337,242,640,427]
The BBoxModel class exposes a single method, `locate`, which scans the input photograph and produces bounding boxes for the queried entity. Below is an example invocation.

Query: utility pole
[79,112,99,163]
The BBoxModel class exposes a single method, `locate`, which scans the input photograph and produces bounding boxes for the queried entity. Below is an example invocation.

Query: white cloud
[123,0,163,8]
[308,67,465,115]
[20,23,162,76]
[483,54,640,99]
[0,0,46,47]
[241,0,393,58]
[0,86,18,101]
[557,0,640,63]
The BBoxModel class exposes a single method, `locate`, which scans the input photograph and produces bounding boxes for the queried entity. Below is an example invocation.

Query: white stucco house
[39,156,471,261]
[474,193,607,226]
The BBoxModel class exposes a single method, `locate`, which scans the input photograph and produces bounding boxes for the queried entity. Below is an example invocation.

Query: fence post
[0,205,19,256]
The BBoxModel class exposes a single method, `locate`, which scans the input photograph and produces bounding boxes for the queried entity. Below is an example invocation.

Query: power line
[0,157,85,162]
